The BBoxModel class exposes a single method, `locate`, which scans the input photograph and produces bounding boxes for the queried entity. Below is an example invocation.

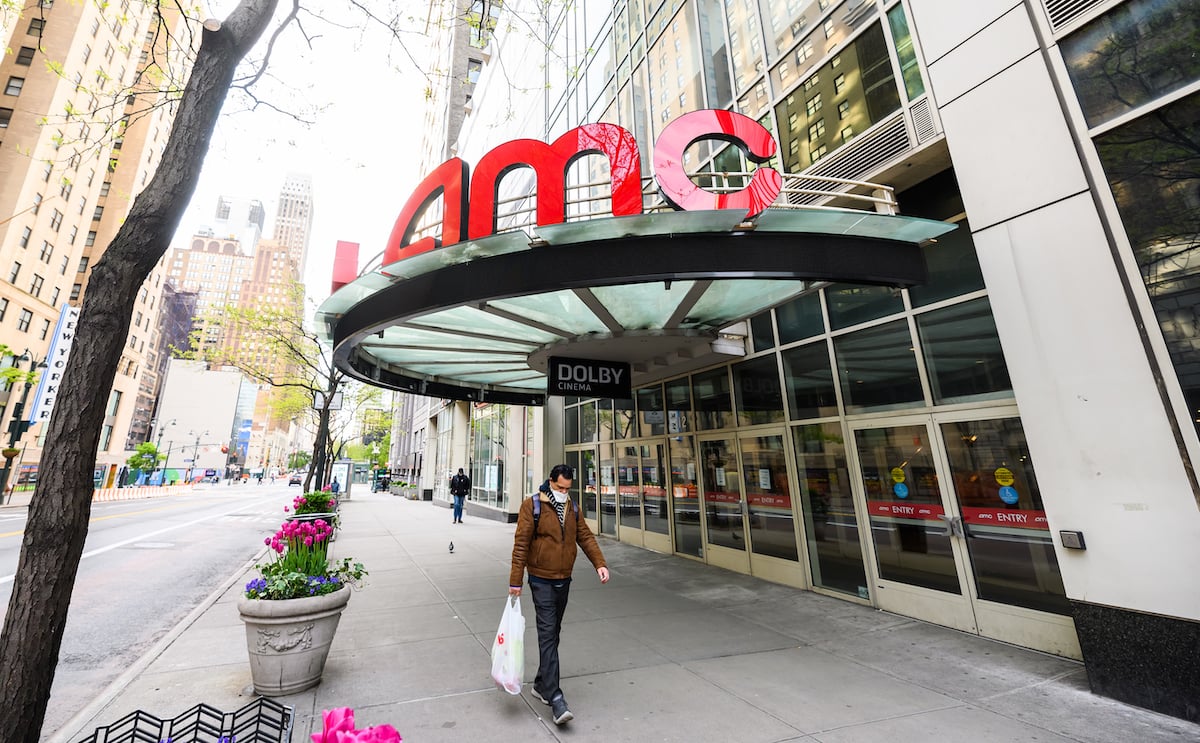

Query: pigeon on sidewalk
[449,541,454,553]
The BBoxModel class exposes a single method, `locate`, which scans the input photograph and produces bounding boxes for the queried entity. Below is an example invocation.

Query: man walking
[449,467,470,523]
[509,464,609,725]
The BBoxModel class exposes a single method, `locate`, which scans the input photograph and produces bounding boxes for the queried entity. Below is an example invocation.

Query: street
[0,481,294,739]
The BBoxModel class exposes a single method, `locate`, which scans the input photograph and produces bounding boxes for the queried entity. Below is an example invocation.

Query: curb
[46,546,270,743]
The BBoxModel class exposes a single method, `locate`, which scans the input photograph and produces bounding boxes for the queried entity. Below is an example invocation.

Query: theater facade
[319,0,1200,722]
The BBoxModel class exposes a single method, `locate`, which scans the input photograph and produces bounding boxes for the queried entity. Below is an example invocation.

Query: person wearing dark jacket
[509,464,609,725]
[449,468,470,523]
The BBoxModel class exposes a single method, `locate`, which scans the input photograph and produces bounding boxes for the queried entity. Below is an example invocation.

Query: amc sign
[383,110,784,266]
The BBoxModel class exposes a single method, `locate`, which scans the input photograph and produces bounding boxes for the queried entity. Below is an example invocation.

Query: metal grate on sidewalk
[73,698,293,743]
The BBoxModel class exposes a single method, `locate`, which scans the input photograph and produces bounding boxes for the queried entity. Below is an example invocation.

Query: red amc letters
[383,110,783,266]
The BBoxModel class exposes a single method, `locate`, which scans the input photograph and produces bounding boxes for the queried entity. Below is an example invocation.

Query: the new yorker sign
[383,109,784,266]
[548,356,632,399]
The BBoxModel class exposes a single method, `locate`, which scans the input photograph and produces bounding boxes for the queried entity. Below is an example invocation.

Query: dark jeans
[529,577,571,700]
[452,495,465,521]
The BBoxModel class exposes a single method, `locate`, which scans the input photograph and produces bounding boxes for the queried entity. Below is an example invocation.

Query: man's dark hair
[457,468,464,474]
[549,463,574,482]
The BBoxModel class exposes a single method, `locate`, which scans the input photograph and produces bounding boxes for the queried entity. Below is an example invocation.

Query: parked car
[288,473,302,486]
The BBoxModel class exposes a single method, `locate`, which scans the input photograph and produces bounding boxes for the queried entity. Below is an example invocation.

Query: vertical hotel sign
[28,304,80,424]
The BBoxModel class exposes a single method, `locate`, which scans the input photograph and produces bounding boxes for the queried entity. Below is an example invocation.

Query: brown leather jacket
[509,493,606,586]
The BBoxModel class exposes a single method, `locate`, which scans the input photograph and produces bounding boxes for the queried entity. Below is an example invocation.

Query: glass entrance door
[853,421,978,632]
[852,416,1079,656]
[699,436,749,572]
[640,442,672,553]
[740,432,803,586]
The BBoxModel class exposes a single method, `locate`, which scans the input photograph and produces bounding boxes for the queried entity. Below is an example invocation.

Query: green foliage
[290,490,337,515]
[288,451,311,470]
[126,442,164,472]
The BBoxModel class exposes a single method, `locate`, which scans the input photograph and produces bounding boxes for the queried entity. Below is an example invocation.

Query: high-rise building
[0,2,191,485]
[332,0,1200,723]
[272,173,313,278]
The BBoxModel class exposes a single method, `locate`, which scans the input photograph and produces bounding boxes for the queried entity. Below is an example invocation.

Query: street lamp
[150,418,175,485]
[0,350,47,505]
[186,429,208,483]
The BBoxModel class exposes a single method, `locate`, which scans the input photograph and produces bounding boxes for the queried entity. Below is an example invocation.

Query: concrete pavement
[52,491,1199,743]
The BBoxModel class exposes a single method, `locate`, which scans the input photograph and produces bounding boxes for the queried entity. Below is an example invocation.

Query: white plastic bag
[490,595,525,695]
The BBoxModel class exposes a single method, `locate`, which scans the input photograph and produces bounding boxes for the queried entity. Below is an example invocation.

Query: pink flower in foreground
[304,536,314,547]
[283,506,290,512]
[348,724,402,743]
[312,707,355,743]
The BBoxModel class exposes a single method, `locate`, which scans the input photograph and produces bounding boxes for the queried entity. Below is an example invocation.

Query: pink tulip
[304,536,314,547]
[283,506,290,512]
[349,725,402,742]
[312,707,356,743]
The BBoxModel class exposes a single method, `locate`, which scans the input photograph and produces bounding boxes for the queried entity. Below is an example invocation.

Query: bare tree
[0,3,282,740]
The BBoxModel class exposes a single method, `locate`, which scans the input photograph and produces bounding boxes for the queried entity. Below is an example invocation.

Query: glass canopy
[317,207,956,403]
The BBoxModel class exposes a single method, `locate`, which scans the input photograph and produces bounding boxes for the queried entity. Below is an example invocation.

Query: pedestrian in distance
[449,468,470,523]
[330,477,340,495]
[509,464,609,726]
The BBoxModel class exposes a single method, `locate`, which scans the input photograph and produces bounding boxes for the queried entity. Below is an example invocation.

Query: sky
[173,1,436,305]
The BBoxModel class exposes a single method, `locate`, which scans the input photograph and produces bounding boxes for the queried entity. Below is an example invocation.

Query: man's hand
[509,585,522,597]
[597,567,610,584]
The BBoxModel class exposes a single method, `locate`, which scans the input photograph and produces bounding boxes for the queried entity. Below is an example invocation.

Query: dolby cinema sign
[548,357,632,399]
[382,109,784,264]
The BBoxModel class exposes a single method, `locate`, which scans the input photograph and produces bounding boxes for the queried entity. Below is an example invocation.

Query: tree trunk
[0,4,278,741]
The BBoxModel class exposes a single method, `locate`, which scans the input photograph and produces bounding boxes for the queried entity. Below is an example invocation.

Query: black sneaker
[550,695,573,725]
[530,687,550,705]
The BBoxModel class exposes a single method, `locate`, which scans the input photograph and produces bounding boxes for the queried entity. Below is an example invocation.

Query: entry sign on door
[548,356,632,399]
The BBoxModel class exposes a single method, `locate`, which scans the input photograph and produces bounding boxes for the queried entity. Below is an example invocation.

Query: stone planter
[238,586,351,696]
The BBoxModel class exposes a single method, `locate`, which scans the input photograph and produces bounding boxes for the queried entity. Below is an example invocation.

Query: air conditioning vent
[787,113,911,204]
[911,97,938,143]
[1043,0,1107,32]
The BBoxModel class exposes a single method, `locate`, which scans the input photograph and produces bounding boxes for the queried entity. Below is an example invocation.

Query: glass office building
[325,0,1200,722]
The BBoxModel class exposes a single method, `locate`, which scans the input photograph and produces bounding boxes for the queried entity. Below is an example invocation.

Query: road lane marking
[0,496,278,584]
[0,503,196,538]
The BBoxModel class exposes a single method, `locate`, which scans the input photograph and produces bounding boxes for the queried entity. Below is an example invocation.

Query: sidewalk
[56,492,1199,743]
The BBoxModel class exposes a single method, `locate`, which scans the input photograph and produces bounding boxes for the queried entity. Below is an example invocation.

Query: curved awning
[317,206,956,405]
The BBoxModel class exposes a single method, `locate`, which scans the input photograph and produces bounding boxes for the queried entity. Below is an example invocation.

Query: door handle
[937,514,964,538]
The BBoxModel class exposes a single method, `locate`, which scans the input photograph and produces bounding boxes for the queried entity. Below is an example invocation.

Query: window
[19,227,31,248]
[39,318,50,340]
[60,180,72,200]
[68,226,77,245]
[838,99,851,119]
[92,205,104,221]
[28,18,45,36]
[41,162,52,182]
[841,125,854,142]
[49,209,62,232]
[4,76,24,96]
[30,274,44,297]
[39,241,53,261]
[104,43,114,62]
[0,298,7,320]
[82,45,91,63]
[810,143,827,161]
[32,193,42,214]
[805,94,822,116]
[100,424,113,452]
[833,73,846,94]
[17,309,32,332]
[466,58,483,84]
[77,257,89,273]
[808,119,826,141]
[58,255,68,274]
[50,287,59,306]
[9,262,20,283]
[90,17,99,36]
[16,47,35,66]
[70,283,81,301]
[99,181,111,197]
